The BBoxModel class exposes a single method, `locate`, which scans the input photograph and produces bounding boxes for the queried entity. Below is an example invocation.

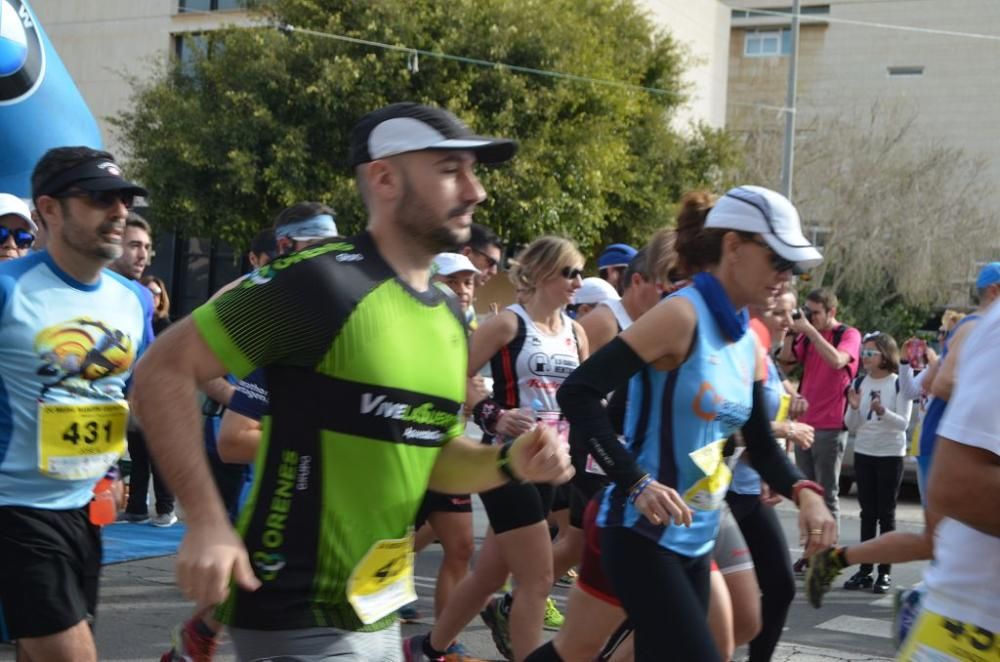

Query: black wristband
[497,440,518,482]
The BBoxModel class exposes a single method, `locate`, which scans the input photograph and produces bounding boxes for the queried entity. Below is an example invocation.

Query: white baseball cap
[573,277,621,306]
[705,186,823,271]
[433,252,480,276]
[0,193,37,232]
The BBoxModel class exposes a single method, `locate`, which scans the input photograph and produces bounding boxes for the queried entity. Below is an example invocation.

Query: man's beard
[397,173,471,255]
[62,217,123,262]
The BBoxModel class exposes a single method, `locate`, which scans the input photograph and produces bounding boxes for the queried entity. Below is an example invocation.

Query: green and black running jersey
[192,232,468,632]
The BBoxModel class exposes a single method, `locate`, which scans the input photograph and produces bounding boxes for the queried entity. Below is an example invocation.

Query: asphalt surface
[0,490,925,661]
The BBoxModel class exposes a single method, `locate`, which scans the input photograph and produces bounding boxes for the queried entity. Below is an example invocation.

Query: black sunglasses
[57,189,136,210]
[746,238,796,273]
[470,247,500,270]
[561,266,584,280]
[0,227,35,249]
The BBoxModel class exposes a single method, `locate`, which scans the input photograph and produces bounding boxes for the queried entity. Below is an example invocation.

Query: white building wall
[29,1,254,158]
[637,0,731,130]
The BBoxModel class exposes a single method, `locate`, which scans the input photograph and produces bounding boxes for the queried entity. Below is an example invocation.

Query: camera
[791,307,812,321]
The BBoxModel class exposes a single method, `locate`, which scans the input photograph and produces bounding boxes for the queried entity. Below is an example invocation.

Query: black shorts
[0,505,101,638]
[551,483,572,513]
[479,481,555,535]
[415,490,473,529]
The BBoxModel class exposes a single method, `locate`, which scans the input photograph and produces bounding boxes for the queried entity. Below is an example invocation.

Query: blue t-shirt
[0,252,153,509]
[228,369,269,421]
[598,286,757,558]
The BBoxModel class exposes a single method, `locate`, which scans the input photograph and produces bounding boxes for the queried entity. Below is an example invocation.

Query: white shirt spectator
[844,374,912,457]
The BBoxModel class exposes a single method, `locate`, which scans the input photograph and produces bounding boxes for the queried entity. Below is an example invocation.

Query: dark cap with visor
[34,158,148,200]
[349,102,517,168]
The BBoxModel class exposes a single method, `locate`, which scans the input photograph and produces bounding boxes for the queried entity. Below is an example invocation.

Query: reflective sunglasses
[561,266,585,280]
[861,349,882,358]
[746,238,796,273]
[0,226,35,249]
[57,188,136,210]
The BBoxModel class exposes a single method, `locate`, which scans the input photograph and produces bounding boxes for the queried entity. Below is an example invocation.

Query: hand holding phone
[907,339,927,369]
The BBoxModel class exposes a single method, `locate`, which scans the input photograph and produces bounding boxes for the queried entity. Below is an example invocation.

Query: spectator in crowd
[597,242,637,293]
[460,222,503,287]
[0,193,37,261]
[248,228,277,270]
[779,287,861,555]
[140,275,171,335]
[842,332,911,594]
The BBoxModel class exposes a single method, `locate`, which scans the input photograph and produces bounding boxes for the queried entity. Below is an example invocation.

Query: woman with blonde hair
[407,236,590,661]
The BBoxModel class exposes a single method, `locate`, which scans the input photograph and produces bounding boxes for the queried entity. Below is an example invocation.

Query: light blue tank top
[598,286,757,558]
[0,252,153,509]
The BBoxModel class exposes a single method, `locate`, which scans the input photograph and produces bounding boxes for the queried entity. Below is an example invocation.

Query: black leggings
[726,492,795,662]
[854,452,903,575]
[600,526,718,662]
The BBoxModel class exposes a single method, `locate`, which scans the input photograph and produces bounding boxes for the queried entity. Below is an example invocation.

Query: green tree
[113,0,740,256]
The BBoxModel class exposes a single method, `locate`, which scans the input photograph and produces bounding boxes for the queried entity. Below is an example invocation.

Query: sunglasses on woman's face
[0,226,35,249]
[861,349,882,358]
[746,238,796,273]
[561,266,585,280]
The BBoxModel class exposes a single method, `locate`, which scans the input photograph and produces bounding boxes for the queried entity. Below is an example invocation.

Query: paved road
[0,492,923,661]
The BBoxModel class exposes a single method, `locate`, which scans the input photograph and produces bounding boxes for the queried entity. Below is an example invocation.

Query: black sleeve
[742,381,804,498]
[607,384,629,435]
[557,337,648,491]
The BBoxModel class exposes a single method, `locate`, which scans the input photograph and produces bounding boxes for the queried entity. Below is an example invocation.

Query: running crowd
[0,101,996,662]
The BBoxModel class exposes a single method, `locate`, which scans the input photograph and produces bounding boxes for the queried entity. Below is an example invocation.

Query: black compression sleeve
[557,337,648,491]
[742,381,804,498]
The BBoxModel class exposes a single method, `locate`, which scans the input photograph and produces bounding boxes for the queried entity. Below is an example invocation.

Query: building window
[178,0,242,11]
[744,29,792,57]
[887,65,925,77]
[174,33,209,72]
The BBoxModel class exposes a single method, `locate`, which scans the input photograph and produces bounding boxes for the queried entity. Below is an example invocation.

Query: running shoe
[444,641,486,661]
[556,568,578,587]
[805,546,847,608]
[402,635,443,662]
[792,556,808,576]
[873,573,891,594]
[543,596,565,630]
[398,603,421,623]
[160,614,218,662]
[118,511,150,524]
[480,596,513,660]
[843,570,874,591]
[151,511,178,528]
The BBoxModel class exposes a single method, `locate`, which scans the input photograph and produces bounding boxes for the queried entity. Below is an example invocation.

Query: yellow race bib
[346,532,417,625]
[899,609,1000,661]
[683,439,732,511]
[37,401,128,480]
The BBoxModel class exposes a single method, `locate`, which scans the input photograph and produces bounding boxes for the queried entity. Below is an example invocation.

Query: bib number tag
[37,401,128,480]
[683,439,732,511]
[900,610,999,661]
[346,533,416,625]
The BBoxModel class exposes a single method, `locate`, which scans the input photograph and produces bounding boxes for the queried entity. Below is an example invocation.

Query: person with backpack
[779,288,861,558]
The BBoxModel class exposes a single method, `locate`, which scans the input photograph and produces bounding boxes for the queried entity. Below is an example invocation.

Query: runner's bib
[683,439,732,511]
[899,609,1000,661]
[346,532,417,625]
[37,401,128,480]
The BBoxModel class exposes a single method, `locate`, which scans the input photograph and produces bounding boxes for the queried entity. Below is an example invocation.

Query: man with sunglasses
[460,222,503,287]
[0,193,38,261]
[0,146,154,662]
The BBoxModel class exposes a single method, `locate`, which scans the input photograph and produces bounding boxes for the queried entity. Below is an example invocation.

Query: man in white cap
[569,277,619,321]
[432,252,480,322]
[0,193,38,261]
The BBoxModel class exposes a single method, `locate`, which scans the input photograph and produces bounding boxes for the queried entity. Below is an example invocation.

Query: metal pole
[781,0,801,198]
